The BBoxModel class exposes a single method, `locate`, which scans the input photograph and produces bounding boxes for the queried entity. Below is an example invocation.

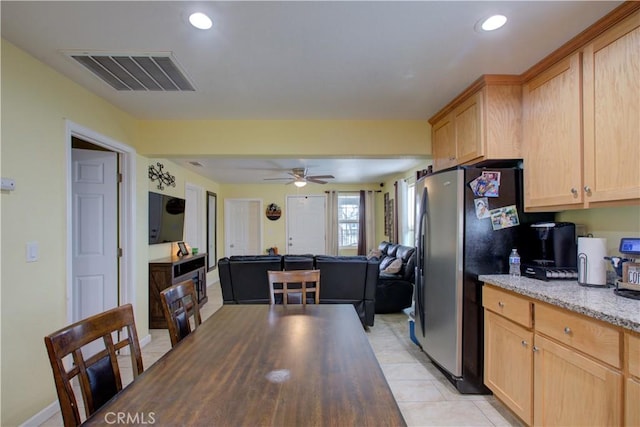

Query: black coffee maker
[521,222,578,280]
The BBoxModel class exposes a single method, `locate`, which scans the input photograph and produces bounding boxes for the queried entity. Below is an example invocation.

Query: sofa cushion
[383,258,403,274]
[367,249,382,260]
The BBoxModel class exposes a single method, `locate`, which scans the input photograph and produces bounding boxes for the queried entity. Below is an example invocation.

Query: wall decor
[148,162,176,190]
[266,203,282,221]
[207,191,217,271]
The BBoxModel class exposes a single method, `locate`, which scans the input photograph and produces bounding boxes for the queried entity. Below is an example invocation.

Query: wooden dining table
[85,304,406,426]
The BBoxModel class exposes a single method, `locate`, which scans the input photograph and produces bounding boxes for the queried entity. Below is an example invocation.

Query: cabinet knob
[532,346,539,352]
[584,186,592,195]
[564,326,572,334]
[521,340,528,347]
[570,188,578,196]
[498,301,505,308]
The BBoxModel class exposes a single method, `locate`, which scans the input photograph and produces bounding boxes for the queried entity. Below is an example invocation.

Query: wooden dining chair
[160,279,202,347]
[44,304,144,427]
[267,269,321,305]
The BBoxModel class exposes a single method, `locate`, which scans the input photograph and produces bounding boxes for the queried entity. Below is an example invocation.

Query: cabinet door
[454,91,483,165]
[533,335,623,426]
[583,11,640,204]
[432,114,456,171]
[523,53,583,209]
[627,378,640,427]
[484,311,533,425]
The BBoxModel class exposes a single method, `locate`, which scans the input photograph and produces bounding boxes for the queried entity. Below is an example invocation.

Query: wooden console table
[149,253,207,328]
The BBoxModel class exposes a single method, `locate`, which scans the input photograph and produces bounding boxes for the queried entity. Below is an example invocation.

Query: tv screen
[149,192,186,244]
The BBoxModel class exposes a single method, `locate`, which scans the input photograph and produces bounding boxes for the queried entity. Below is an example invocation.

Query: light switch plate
[26,241,38,262]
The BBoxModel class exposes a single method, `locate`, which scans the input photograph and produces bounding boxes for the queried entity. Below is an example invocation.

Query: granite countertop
[479,274,640,333]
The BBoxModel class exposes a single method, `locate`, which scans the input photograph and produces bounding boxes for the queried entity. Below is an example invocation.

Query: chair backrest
[160,280,202,347]
[44,304,144,427]
[267,269,320,305]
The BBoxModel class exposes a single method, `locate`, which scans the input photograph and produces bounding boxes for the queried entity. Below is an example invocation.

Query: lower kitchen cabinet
[484,311,533,424]
[533,334,623,426]
[626,332,640,426]
[483,285,628,426]
[627,378,640,426]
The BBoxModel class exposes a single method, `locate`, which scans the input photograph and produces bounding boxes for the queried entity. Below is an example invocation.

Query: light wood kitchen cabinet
[523,9,640,211]
[483,286,533,424]
[533,334,623,426]
[484,311,533,424]
[582,10,640,205]
[522,53,583,210]
[431,113,456,171]
[483,285,628,426]
[626,332,640,426]
[429,76,521,172]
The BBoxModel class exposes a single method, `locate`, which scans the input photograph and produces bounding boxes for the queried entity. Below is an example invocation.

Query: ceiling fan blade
[307,178,328,184]
[263,177,292,181]
[306,174,334,180]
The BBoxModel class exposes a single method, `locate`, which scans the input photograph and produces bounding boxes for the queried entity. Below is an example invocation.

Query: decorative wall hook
[148,162,176,190]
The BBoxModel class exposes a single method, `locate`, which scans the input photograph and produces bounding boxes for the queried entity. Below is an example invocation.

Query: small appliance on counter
[521,222,578,281]
[608,237,640,300]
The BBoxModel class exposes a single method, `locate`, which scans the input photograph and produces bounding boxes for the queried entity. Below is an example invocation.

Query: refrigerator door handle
[416,186,429,337]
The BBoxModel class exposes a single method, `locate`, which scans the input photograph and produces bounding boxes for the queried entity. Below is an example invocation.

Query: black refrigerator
[414,165,553,393]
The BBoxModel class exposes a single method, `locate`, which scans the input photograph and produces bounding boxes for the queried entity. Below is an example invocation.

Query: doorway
[286,195,326,255]
[66,121,136,324]
[224,199,262,256]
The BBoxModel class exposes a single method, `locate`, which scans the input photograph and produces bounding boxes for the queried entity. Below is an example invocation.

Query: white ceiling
[1,1,622,184]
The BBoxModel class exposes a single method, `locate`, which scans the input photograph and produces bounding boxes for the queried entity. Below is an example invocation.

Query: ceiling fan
[263,168,335,187]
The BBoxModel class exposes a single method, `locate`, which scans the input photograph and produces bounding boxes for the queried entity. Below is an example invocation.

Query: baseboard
[139,333,152,348]
[20,400,60,427]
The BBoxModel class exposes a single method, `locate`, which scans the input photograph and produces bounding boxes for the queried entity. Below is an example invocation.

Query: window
[338,193,360,247]
[407,182,415,244]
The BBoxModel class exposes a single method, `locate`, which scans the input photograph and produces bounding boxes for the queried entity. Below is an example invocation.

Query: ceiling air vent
[66,52,195,91]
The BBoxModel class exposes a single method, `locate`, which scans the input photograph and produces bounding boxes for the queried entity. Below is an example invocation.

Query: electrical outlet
[1,178,16,191]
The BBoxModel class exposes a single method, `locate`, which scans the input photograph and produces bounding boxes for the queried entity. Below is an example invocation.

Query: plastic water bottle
[509,249,521,277]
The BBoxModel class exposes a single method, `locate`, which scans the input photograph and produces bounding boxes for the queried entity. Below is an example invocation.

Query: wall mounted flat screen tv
[149,192,186,244]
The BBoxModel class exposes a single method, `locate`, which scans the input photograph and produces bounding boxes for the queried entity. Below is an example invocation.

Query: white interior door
[184,183,204,252]
[71,148,118,323]
[224,199,262,256]
[286,195,326,255]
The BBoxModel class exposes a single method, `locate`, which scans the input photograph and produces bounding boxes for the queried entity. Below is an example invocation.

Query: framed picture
[177,241,189,256]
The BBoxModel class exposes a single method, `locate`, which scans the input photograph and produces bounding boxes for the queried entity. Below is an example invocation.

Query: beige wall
[218,182,384,257]
[136,119,431,158]
[0,39,141,426]
[558,206,640,255]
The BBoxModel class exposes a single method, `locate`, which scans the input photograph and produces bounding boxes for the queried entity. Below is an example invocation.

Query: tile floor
[41,284,522,426]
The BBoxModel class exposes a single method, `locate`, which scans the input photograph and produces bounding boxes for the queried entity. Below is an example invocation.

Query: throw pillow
[367,249,382,260]
[383,258,403,274]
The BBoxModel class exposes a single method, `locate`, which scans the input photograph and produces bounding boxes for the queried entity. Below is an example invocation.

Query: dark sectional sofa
[218,254,379,326]
[373,241,416,314]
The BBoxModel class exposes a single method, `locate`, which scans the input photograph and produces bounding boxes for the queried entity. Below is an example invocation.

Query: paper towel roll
[577,237,607,286]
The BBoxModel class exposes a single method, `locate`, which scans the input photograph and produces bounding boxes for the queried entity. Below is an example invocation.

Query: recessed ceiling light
[189,12,212,30]
[480,15,507,31]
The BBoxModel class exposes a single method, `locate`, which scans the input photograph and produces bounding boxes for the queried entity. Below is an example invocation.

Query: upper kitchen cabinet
[522,54,583,209]
[429,76,522,172]
[582,10,640,205]
[523,6,640,211]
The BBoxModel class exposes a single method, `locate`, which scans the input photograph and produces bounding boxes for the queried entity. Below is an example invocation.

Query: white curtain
[325,191,339,255]
[396,179,411,246]
[364,190,376,253]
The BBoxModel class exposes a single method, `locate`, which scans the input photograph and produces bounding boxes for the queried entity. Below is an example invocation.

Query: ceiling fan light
[294,180,307,188]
